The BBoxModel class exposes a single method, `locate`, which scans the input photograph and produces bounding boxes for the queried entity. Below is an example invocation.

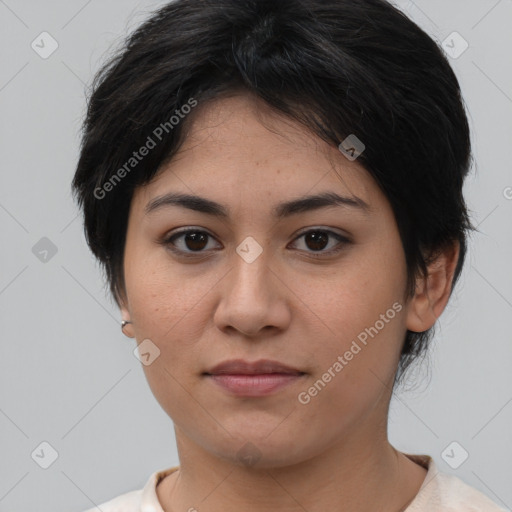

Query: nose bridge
[213,237,288,336]
[230,237,272,299]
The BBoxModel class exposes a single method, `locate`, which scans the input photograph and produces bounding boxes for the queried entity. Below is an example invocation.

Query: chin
[203,430,316,470]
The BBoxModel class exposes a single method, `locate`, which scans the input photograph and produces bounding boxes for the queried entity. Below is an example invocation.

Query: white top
[83,453,507,511]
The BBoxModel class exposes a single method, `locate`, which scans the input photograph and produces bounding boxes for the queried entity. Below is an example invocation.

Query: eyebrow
[145,191,371,218]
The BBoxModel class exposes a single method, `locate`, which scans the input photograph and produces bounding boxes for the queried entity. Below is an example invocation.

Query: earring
[121,320,133,337]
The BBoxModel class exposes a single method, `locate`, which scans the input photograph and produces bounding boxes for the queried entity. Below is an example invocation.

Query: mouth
[203,359,306,397]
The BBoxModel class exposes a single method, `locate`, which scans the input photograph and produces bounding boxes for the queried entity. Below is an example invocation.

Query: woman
[73,0,506,510]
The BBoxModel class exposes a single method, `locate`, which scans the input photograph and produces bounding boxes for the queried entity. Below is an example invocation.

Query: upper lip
[205,359,305,375]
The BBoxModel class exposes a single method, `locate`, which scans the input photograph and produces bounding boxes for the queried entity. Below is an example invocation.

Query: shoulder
[405,453,507,512]
[431,471,507,511]
[82,489,142,512]
[79,465,179,512]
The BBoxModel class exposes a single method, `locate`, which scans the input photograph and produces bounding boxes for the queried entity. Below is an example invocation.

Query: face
[120,93,415,468]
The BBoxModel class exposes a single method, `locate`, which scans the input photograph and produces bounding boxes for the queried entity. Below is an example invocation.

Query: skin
[120,92,459,512]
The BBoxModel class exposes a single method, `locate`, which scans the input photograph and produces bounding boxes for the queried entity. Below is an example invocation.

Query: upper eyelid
[166,225,348,239]
[293,226,349,238]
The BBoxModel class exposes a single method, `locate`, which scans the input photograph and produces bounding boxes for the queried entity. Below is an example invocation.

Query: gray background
[0,0,511,511]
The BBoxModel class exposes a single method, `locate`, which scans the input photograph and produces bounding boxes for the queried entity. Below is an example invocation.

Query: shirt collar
[139,455,435,512]
[140,465,179,512]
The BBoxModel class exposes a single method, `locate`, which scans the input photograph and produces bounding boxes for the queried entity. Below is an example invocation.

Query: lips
[203,359,306,397]
[205,358,305,376]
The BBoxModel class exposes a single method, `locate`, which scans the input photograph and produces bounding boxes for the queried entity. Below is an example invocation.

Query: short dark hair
[72,0,474,385]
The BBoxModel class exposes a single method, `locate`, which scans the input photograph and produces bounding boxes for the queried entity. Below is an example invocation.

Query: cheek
[305,249,405,338]
[125,259,214,422]
[304,285,405,380]
[124,245,217,338]
[295,285,405,434]
[299,241,407,383]
[124,250,216,403]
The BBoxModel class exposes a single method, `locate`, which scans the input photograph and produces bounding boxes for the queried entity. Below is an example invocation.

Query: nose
[212,246,291,338]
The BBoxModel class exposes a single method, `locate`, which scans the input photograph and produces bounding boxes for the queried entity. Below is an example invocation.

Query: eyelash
[159,227,351,259]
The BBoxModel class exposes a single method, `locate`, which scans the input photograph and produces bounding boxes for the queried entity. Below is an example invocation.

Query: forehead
[173,93,341,168]
[132,93,382,216]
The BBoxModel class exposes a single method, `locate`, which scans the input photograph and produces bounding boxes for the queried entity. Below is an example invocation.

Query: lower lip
[207,373,304,396]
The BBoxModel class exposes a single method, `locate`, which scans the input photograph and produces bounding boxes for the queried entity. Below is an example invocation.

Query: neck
[157,421,427,512]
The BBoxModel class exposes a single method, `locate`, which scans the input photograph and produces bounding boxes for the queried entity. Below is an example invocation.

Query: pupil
[186,232,207,251]
[306,231,328,251]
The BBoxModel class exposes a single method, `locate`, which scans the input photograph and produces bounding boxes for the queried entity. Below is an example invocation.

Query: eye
[160,227,350,259]
[289,228,350,257]
[161,228,221,256]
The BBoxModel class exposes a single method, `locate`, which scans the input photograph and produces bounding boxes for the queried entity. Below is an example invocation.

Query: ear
[406,241,460,333]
